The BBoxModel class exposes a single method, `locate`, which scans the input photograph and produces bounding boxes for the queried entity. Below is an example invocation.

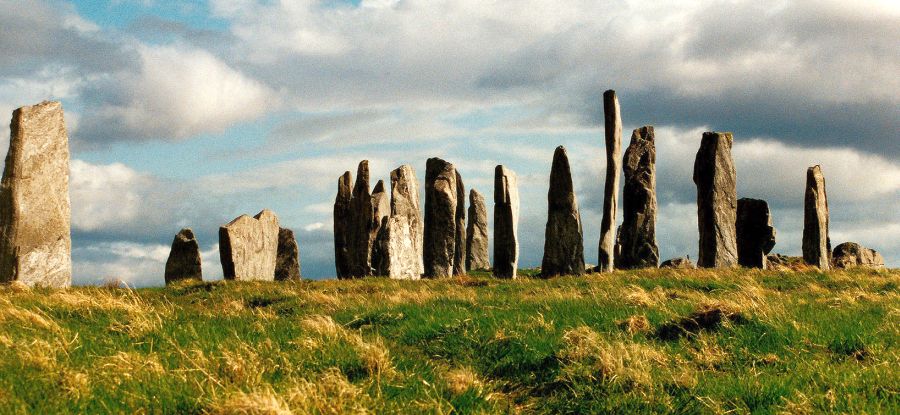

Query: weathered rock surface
[494,165,519,278]
[832,242,884,269]
[541,146,585,277]
[660,257,696,269]
[803,165,830,269]
[275,228,301,281]
[334,171,353,279]
[453,171,467,275]
[736,198,777,269]
[694,132,738,268]
[164,228,202,284]
[375,165,424,279]
[466,189,490,271]
[219,209,279,281]
[348,161,374,277]
[598,89,621,272]
[423,158,458,278]
[0,101,72,287]
[616,126,659,269]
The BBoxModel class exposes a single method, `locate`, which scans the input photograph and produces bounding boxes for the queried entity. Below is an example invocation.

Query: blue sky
[1,0,898,286]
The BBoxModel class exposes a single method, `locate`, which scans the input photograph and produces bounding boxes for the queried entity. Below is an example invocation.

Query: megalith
[0,101,72,287]
[275,228,302,281]
[334,171,353,279]
[466,189,490,271]
[616,126,659,269]
[802,165,830,269]
[832,242,884,269]
[164,228,202,284]
[453,171,467,275]
[493,165,519,278]
[736,198,776,269]
[423,158,458,278]
[541,146,585,277]
[219,209,279,281]
[693,132,738,268]
[374,165,424,279]
[598,89,621,272]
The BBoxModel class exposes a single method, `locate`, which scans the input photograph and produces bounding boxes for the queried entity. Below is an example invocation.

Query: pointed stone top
[603,89,616,97]
[254,209,277,221]
[224,209,278,227]
[469,188,483,204]
[373,179,386,194]
[632,125,655,143]
[337,171,352,199]
[353,161,370,196]
[176,228,196,241]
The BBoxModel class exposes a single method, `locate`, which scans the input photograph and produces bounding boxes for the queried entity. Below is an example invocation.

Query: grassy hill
[0,268,898,414]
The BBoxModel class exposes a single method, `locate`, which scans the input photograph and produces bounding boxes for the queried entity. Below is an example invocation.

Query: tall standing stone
[219,209,279,281]
[164,228,202,284]
[494,165,519,278]
[616,126,659,269]
[453,171,467,275]
[736,198,776,269]
[347,161,388,277]
[423,158,458,278]
[466,189,490,271]
[693,132,738,268]
[802,165,830,269]
[541,146,585,277]
[275,228,301,281]
[334,171,353,279]
[375,165,423,279]
[0,101,71,287]
[598,90,621,272]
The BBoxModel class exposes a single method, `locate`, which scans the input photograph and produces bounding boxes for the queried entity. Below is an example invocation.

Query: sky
[0,0,897,286]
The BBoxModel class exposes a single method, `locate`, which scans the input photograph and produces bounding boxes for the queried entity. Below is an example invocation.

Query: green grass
[0,268,898,414]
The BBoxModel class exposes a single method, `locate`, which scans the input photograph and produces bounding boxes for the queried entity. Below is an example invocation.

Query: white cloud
[69,159,148,231]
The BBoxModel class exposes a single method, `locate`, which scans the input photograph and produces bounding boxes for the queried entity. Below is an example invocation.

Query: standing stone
[598,90,621,272]
[453,171,467,275]
[832,242,884,269]
[466,189,490,271]
[0,101,72,287]
[616,126,659,269]
[275,228,301,281]
[334,171,353,279]
[219,209,279,281]
[493,165,519,278]
[423,158,458,278]
[370,180,390,274]
[736,198,776,269]
[802,165,830,269]
[348,161,372,277]
[375,165,423,279]
[164,228,202,284]
[693,132,738,268]
[541,146,585,277]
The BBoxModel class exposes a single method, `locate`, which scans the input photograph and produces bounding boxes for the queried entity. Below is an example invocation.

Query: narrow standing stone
[598,90,621,272]
[494,165,519,278]
[693,132,738,268]
[375,165,423,279]
[541,146,585,277]
[736,198,776,269]
[0,101,72,287]
[165,228,202,284]
[369,179,390,274]
[348,161,388,277]
[453,171,467,275]
[616,126,659,269]
[802,165,830,269]
[275,227,301,281]
[423,158,458,278]
[219,209,279,281]
[466,189,490,271]
[334,171,353,279]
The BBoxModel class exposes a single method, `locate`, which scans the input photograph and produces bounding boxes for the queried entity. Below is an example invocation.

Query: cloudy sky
[1,0,897,286]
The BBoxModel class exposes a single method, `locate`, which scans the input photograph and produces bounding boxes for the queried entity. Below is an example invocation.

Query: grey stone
[423,158,458,278]
[832,242,885,269]
[660,257,695,269]
[598,89,621,272]
[694,131,738,268]
[275,228,301,281]
[164,228,202,284]
[466,189,490,271]
[736,198,776,269]
[219,209,279,281]
[334,171,353,279]
[493,165,519,279]
[375,165,424,279]
[348,161,374,277]
[370,179,390,275]
[541,146,585,277]
[0,101,72,287]
[616,126,659,269]
[802,165,831,269]
[453,171,467,275]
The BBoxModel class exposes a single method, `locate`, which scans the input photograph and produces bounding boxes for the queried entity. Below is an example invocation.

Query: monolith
[453,171,467,275]
[423,158,457,278]
[164,228,202,284]
[598,90,621,272]
[832,242,884,269]
[616,126,659,269]
[736,198,776,269]
[0,101,71,287]
[541,146,585,277]
[369,180,390,274]
[802,165,830,269]
[494,165,519,278]
[466,189,490,271]
[693,132,738,268]
[275,228,301,281]
[374,165,424,279]
[334,171,353,279]
[219,209,279,281]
